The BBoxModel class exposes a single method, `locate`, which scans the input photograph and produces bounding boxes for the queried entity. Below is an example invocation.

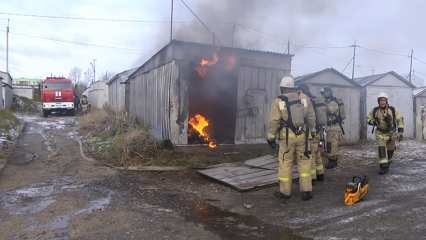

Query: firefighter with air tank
[321,87,346,169]
[368,92,404,174]
[267,76,316,201]
[298,84,327,181]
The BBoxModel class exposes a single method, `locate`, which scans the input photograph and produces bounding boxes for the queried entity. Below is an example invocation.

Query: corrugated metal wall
[235,66,286,143]
[414,95,426,140]
[128,61,179,141]
[0,83,3,109]
[1,72,13,109]
[88,81,109,109]
[108,79,126,112]
[3,85,13,109]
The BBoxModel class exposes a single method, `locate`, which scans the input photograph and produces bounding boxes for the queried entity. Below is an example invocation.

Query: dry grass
[0,110,18,130]
[79,108,109,134]
[80,107,272,168]
[80,107,161,167]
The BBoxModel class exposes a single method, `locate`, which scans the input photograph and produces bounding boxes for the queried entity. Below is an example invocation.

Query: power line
[358,46,409,57]
[341,57,353,73]
[293,43,350,50]
[0,11,190,24]
[179,0,218,44]
[1,30,143,53]
[414,56,426,65]
[414,70,426,78]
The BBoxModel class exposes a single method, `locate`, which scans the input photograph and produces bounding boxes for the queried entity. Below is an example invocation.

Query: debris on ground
[0,110,24,169]
[11,95,41,114]
[79,108,271,168]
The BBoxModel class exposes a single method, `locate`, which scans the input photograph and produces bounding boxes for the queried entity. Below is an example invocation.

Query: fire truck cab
[41,77,75,117]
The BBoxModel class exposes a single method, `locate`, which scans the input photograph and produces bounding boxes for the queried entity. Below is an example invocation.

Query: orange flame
[189,114,217,149]
[195,52,219,79]
[200,52,219,66]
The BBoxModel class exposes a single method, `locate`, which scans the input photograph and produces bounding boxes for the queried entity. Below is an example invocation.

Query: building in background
[12,77,42,100]
[126,40,292,144]
[86,80,108,109]
[355,71,415,140]
[107,68,136,112]
[0,71,13,109]
[295,68,362,144]
[414,87,426,141]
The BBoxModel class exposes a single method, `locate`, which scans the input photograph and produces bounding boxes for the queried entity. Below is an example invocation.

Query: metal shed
[87,80,109,109]
[0,71,13,109]
[355,71,415,140]
[126,40,292,145]
[414,87,426,141]
[295,68,362,144]
[107,69,135,112]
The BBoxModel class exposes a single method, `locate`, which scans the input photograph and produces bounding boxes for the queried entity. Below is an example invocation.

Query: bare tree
[68,67,82,84]
[100,71,115,82]
[83,68,92,85]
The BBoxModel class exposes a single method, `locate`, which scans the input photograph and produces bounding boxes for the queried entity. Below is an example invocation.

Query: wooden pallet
[198,154,299,191]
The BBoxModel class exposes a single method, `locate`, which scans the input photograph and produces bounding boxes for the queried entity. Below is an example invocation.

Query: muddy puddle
[108,173,308,240]
[1,176,113,240]
[181,197,307,240]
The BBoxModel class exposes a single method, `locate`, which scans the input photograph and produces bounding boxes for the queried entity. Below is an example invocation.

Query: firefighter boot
[387,150,394,165]
[301,191,313,201]
[325,159,337,169]
[274,191,291,202]
[316,174,324,181]
[378,163,389,175]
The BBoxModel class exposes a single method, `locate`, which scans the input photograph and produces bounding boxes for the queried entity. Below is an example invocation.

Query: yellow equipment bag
[344,176,368,206]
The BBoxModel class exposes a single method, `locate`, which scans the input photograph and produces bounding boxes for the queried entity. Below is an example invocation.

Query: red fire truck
[41,77,75,117]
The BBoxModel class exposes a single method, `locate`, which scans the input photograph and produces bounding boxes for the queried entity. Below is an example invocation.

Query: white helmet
[280,76,295,88]
[377,92,389,100]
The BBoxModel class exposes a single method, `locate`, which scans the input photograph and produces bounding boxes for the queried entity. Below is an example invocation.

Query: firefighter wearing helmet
[321,87,346,169]
[298,84,327,182]
[267,76,316,201]
[367,92,404,174]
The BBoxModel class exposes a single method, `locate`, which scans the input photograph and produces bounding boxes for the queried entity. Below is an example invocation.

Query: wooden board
[198,154,299,191]
[243,154,277,169]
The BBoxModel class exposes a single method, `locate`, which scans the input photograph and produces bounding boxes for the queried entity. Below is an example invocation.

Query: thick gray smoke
[173,0,338,53]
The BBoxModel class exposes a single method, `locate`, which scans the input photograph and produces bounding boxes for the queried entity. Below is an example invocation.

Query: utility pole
[350,41,359,81]
[231,23,236,47]
[90,59,96,84]
[6,19,9,73]
[170,0,174,43]
[409,49,414,83]
[287,40,290,55]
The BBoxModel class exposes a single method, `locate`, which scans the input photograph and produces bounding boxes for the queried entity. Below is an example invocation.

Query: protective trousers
[310,135,324,179]
[326,125,341,161]
[376,131,396,164]
[278,134,312,196]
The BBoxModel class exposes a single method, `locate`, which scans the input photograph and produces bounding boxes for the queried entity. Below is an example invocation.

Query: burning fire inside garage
[188,50,238,148]
[126,40,292,148]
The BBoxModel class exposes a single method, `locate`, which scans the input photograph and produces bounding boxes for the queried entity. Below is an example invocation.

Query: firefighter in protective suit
[367,92,404,174]
[322,87,345,169]
[267,76,316,201]
[298,84,326,181]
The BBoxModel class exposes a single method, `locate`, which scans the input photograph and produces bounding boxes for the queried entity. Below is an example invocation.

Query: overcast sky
[0,0,425,86]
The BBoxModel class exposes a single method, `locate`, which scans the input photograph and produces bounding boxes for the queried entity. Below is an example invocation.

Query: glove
[367,119,376,126]
[267,139,277,149]
[398,128,404,141]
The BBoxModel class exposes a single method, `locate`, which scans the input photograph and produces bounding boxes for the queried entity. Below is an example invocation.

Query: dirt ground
[1,114,426,239]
